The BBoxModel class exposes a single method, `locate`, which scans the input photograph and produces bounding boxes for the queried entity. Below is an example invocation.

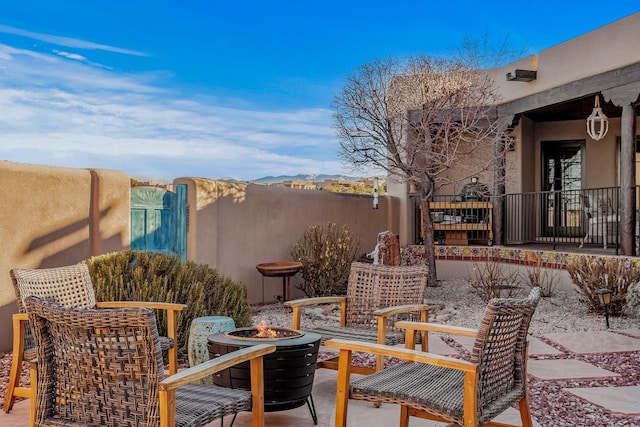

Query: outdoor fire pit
[208,324,321,424]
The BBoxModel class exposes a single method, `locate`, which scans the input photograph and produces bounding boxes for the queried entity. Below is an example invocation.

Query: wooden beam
[498,62,640,117]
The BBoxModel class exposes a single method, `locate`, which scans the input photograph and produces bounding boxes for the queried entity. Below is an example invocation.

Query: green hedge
[87,250,254,362]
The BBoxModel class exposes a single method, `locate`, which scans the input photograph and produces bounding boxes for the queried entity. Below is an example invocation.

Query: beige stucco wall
[0,161,130,351]
[174,177,399,303]
[504,116,533,195]
[532,118,623,193]
[488,12,640,103]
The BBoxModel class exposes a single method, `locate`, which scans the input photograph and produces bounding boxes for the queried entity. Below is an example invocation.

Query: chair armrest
[159,344,276,391]
[371,306,433,361]
[284,296,346,330]
[284,296,346,308]
[324,338,476,372]
[13,313,28,321]
[158,343,275,427]
[395,320,478,337]
[373,303,434,318]
[95,301,187,311]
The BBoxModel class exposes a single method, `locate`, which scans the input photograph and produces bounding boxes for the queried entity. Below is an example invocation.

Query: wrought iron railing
[503,187,620,252]
[412,186,637,253]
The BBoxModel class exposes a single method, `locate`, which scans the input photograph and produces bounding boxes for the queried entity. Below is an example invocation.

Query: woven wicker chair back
[470,287,541,421]
[344,262,429,329]
[11,264,97,352]
[11,264,96,313]
[26,295,163,427]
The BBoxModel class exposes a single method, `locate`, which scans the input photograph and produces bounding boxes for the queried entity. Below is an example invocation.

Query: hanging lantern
[586,95,609,141]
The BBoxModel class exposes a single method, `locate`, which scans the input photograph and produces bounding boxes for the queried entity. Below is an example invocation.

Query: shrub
[466,258,521,303]
[520,258,558,297]
[566,256,640,315]
[627,281,640,313]
[289,222,360,297]
[87,250,254,361]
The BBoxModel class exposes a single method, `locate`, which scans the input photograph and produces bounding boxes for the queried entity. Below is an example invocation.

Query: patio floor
[3,329,640,427]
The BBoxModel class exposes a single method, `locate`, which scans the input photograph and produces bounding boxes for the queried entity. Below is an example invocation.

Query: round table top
[256,261,303,277]
[208,329,320,347]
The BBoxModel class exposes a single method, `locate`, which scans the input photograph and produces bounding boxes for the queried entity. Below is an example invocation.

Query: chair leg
[3,354,21,412]
[3,315,26,413]
[28,361,37,427]
[167,345,177,376]
[518,396,533,427]
[334,349,352,427]
[400,405,410,427]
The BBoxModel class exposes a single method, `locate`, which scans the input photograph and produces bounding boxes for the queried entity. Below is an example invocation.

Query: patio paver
[527,359,620,381]
[618,328,640,339]
[451,334,563,355]
[543,330,640,353]
[565,386,640,415]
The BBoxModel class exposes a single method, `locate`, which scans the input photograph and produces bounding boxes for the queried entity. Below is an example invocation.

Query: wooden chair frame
[25,296,275,427]
[326,288,541,427]
[285,262,432,374]
[3,264,186,426]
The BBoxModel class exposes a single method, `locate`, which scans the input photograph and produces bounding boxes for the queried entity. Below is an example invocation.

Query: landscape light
[595,288,613,328]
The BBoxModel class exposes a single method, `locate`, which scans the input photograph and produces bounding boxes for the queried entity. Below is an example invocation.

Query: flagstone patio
[2,329,640,426]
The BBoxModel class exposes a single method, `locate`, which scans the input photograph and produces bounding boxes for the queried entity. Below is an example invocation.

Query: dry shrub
[466,258,520,303]
[566,256,640,315]
[289,222,360,297]
[628,282,640,313]
[520,258,558,297]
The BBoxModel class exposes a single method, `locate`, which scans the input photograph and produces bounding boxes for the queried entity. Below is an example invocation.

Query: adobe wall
[488,12,640,103]
[534,118,623,191]
[0,161,130,352]
[174,177,399,304]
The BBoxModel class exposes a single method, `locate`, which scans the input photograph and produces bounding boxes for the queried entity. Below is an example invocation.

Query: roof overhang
[497,61,640,122]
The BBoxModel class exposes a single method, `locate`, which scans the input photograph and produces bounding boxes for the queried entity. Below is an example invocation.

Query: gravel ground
[2,280,640,426]
[253,279,640,336]
[251,279,640,427]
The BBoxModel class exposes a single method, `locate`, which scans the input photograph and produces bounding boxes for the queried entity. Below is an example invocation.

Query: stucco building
[390,12,640,255]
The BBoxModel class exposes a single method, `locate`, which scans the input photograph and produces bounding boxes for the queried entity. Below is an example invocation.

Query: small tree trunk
[494,135,506,246]
[420,198,438,286]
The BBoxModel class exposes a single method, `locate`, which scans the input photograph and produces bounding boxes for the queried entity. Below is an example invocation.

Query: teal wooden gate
[131,184,187,261]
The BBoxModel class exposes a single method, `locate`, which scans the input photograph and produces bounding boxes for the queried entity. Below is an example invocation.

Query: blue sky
[0,2,638,182]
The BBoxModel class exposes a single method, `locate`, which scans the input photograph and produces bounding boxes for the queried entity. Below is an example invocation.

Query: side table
[256,261,303,303]
[188,316,235,383]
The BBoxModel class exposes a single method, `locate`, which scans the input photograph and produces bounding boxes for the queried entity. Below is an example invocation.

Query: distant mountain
[220,174,363,184]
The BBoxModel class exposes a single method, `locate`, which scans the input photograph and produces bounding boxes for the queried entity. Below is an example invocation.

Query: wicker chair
[3,263,186,422]
[326,287,541,427]
[284,262,432,374]
[24,295,275,427]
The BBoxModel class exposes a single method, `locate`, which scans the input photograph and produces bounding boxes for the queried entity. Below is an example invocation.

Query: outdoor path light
[595,288,613,328]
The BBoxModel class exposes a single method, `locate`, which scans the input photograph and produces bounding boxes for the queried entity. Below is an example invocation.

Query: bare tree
[333,48,510,285]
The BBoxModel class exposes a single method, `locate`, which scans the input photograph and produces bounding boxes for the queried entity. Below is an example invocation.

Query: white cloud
[54,50,87,61]
[0,24,148,56]
[0,42,348,182]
